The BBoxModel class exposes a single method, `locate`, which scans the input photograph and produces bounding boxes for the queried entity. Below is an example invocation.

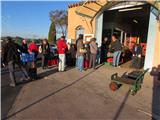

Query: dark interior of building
[102,4,151,43]
[101,4,151,67]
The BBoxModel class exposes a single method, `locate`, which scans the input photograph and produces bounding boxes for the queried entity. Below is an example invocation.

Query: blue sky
[1,1,79,38]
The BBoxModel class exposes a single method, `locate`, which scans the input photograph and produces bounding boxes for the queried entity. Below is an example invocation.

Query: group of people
[102,34,143,68]
[2,34,124,87]
[2,37,32,87]
[56,35,98,72]
[1,37,52,87]
[75,34,98,72]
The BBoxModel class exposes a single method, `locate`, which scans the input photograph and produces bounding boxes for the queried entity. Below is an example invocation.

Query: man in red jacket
[57,36,68,71]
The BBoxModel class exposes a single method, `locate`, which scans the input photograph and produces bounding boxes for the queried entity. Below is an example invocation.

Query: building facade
[68,0,160,69]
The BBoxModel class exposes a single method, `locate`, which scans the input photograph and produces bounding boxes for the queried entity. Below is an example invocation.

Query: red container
[107,58,113,63]
[121,58,124,63]
[55,59,58,65]
[48,60,52,66]
[84,60,89,68]
[52,59,55,65]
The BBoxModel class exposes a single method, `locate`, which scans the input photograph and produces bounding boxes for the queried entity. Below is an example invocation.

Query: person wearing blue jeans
[77,56,84,71]
[76,34,85,72]
[109,34,122,67]
[113,50,121,67]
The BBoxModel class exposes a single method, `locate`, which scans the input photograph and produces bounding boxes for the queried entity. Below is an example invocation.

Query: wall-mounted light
[118,7,143,12]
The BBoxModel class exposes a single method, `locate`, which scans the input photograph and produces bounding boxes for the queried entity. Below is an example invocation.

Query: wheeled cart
[109,69,149,95]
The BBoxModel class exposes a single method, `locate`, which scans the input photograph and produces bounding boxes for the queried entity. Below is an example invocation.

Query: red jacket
[29,43,38,53]
[57,39,67,54]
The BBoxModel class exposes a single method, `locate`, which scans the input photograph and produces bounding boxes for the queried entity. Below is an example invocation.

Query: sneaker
[9,83,16,87]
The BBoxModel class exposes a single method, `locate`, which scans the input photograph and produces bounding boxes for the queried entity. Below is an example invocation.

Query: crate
[107,58,113,62]
[104,62,112,66]
[48,59,58,66]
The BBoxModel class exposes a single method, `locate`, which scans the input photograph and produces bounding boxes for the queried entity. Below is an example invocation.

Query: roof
[68,0,160,10]
[68,1,96,8]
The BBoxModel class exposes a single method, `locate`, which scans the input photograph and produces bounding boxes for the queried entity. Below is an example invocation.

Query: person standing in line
[84,44,90,70]
[75,34,83,68]
[39,39,50,69]
[2,37,30,87]
[21,39,29,65]
[70,44,76,66]
[89,38,98,69]
[76,35,86,72]
[28,40,38,61]
[66,43,71,66]
[28,40,38,80]
[101,37,108,63]
[57,36,68,72]
[132,43,142,69]
[109,34,122,67]
[21,39,28,53]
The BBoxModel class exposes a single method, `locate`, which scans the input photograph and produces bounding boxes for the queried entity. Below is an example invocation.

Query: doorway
[101,4,151,68]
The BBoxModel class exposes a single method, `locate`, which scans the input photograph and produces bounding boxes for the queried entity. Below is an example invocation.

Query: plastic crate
[48,59,58,66]
[107,58,113,62]
[104,62,112,66]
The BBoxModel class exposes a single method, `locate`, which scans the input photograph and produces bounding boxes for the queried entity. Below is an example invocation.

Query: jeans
[77,56,84,71]
[58,54,66,71]
[89,54,97,69]
[8,61,29,84]
[113,51,121,67]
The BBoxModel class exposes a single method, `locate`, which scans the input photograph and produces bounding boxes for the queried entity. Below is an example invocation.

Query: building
[67,0,160,70]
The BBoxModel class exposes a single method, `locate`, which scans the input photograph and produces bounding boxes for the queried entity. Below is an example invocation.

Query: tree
[15,36,23,45]
[48,22,56,44]
[49,10,68,36]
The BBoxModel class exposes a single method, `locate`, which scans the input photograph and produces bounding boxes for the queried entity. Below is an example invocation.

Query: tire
[130,90,137,96]
[109,82,118,91]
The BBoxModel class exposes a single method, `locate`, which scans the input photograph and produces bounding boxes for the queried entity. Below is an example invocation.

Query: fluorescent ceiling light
[133,19,138,23]
[109,5,135,10]
[118,7,143,12]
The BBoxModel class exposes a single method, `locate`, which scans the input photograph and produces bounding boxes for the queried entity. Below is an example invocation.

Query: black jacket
[21,43,28,53]
[2,41,21,64]
[133,45,142,55]
[41,43,50,55]
[109,40,122,52]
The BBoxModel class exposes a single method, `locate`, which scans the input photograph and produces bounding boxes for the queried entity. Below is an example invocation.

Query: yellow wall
[68,6,96,40]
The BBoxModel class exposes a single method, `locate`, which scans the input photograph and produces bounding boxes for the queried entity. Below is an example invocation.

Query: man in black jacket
[109,34,122,67]
[2,37,30,87]
[39,39,50,69]
[132,43,142,68]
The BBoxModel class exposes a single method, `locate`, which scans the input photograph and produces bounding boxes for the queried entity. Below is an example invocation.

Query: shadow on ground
[3,68,97,120]
[1,65,61,120]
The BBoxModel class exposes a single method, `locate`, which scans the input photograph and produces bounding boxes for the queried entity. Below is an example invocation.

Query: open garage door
[97,3,159,69]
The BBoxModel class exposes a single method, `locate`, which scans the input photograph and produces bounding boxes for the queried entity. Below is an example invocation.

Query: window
[76,25,84,39]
